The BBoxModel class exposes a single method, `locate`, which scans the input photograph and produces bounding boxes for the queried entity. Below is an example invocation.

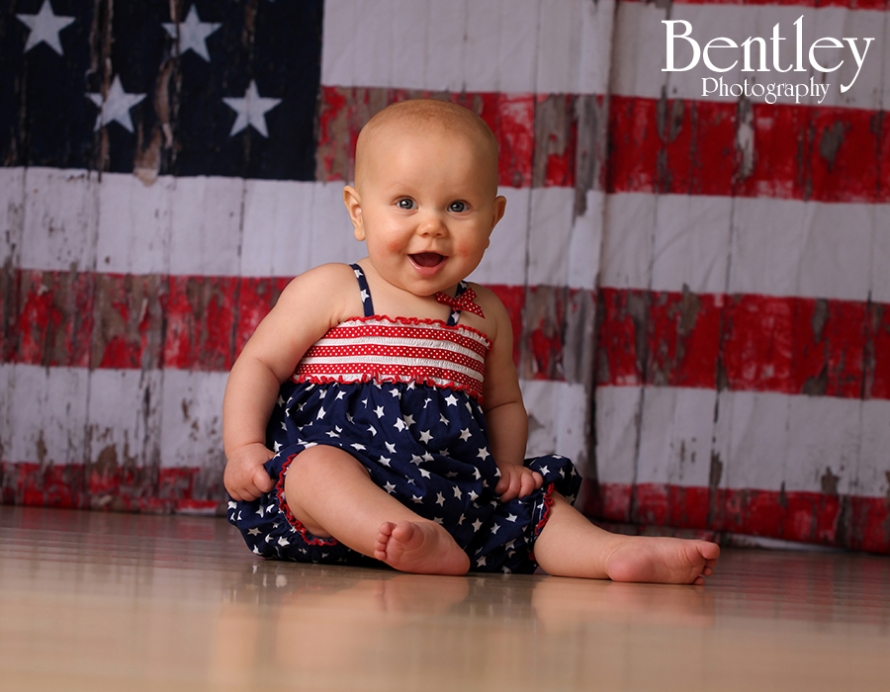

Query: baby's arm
[477,287,543,503]
[223,264,353,501]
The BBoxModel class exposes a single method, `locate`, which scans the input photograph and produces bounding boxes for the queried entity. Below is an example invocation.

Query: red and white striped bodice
[292,316,492,401]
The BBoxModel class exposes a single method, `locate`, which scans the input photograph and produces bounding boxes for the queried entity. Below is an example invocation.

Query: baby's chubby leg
[533,494,720,584]
[284,446,469,575]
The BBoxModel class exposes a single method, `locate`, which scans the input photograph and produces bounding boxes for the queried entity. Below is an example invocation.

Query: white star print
[374,406,385,419]
[162,6,220,61]
[385,442,397,454]
[490,523,500,535]
[227,501,237,510]
[439,413,449,425]
[248,527,261,536]
[453,487,463,500]
[336,390,346,400]
[459,428,472,442]
[458,514,465,525]
[506,514,517,522]
[222,80,281,137]
[441,448,450,457]
[377,456,391,467]
[539,465,550,476]
[384,482,396,494]
[389,389,400,398]
[252,545,262,555]
[472,519,483,532]
[436,493,445,506]
[419,469,431,478]
[473,468,481,480]
[423,452,435,462]
[277,395,285,407]
[411,495,423,504]
[350,443,366,451]
[476,555,487,567]
[419,430,433,443]
[360,289,369,302]
[277,537,289,547]
[433,517,444,525]
[273,441,282,452]
[477,446,491,461]
[410,455,423,466]
[469,490,479,502]
[86,75,146,133]
[445,394,459,407]
[325,430,339,438]
[316,407,326,420]
[367,425,377,436]
[354,268,362,278]
[403,414,415,427]
[16,0,74,55]
[255,506,265,517]
[393,417,407,432]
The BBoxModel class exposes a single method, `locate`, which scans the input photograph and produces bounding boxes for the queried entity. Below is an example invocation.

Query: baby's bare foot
[605,537,720,585]
[374,521,469,576]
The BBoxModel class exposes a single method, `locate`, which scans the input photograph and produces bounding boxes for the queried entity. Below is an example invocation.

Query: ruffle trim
[528,482,556,564]
[275,454,340,547]
[340,313,492,350]
[290,372,485,403]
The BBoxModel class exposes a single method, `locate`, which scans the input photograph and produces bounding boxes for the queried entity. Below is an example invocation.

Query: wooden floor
[1,506,889,692]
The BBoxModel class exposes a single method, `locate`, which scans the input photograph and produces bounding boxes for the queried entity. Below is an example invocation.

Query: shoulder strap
[350,264,375,317]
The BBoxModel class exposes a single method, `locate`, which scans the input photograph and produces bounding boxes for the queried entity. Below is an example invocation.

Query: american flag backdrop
[0,0,888,552]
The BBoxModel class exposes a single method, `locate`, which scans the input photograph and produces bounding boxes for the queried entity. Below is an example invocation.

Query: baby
[223,99,719,583]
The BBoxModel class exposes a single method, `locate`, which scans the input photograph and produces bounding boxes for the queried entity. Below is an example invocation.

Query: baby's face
[348,126,506,298]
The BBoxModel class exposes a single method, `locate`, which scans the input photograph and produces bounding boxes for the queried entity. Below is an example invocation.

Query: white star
[384,482,397,494]
[423,452,435,462]
[16,0,74,55]
[477,446,491,461]
[419,469,431,479]
[490,523,500,535]
[539,465,550,476]
[277,537,290,547]
[385,442,397,454]
[374,406,385,419]
[377,456,391,467]
[252,545,262,555]
[445,394,459,407]
[419,430,433,443]
[227,501,237,510]
[86,75,146,133]
[223,80,281,137]
[435,493,445,506]
[472,519,483,532]
[432,517,444,525]
[248,527,261,536]
[506,513,518,522]
[325,430,340,438]
[403,414,415,427]
[453,487,463,500]
[277,395,285,407]
[389,389,400,398]
[393,417,407,432]
[446,471,458,479]
[367,425,377,437]
[411,495,423,504]
[473,468,481,480]
[476,555,487,567]
[504,540,516,550]
[273,441,282,452]
[410,455,424,466]
[316,406,326,420]
[459,428,472,442]
[350,443,366,451]
[336,390,346,400]
[439,413,449,425]
[458,514,465,525]
[360,289,369,302]
[469,490,479,502]
[162,6,220,61]
[440,448,450,457]
[255,506,265,517]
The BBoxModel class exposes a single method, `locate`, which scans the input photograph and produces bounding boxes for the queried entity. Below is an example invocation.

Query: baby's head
[344,99,507,298]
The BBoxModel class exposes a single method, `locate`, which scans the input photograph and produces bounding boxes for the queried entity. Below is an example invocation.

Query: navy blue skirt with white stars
[228,265,580,574]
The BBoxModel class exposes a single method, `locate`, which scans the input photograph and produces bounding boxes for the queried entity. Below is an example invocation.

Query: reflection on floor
[1,506,889,691]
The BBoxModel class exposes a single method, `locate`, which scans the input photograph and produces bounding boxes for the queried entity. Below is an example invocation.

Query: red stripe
[620,0,887,8]
[0,462,221,514]
[608,96,890,203]
[305,345,484,373]
[597,287,885,399]
[319,321,490,356]
[294,362,484,397]
[581,480,890,554]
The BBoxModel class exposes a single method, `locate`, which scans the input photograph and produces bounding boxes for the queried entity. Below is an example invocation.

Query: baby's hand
[494,463,543,503]
[224,443,275,501]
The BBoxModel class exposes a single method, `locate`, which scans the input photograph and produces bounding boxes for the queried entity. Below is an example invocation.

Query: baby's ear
[343,185,365,240]
[491,195,507,229]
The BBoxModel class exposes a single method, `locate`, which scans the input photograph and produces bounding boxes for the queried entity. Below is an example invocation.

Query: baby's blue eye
[449,201,467,213]
[397,198,415,210]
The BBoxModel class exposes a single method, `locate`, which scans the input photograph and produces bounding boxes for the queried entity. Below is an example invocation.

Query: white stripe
[300,355,484,382]
[602,192,889,302]
[613,3,889,110]
[321,0,615,94]
[312,336,487,365]
[0,364,227,471]
[596,385,889,497]
[8,168,886,302]
[521,379,591,473]
[339,317,492,348]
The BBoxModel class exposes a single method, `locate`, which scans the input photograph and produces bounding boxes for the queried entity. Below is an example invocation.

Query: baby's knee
[285,445,365,487]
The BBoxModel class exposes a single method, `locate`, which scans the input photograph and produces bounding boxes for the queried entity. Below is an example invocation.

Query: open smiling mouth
[409,252,446,268]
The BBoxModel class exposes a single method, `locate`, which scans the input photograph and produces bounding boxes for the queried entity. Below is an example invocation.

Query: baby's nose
[417,211,447,236]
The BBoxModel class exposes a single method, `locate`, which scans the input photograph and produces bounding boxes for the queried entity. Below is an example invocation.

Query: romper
[228,264,581,573]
